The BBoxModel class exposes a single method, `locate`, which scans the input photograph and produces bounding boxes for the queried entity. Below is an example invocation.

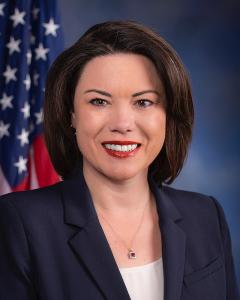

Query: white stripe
[30,146,39,189]
[0,165,12,195]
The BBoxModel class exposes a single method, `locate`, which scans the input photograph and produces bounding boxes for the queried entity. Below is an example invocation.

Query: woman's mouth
[102,141,141,158]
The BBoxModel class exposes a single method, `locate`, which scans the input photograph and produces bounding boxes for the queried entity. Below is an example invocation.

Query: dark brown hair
[44,20,194,185]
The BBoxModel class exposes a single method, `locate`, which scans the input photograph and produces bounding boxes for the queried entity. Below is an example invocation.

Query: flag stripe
[0,165,11,195]
[33,135,60,187]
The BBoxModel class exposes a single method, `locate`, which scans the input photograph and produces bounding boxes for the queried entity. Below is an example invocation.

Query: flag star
[3,65,17,83]
[23,74,31,91]
[10,8,26,27]
[32,7,39,19]
[0,121,10,139]
[43,18,60,37]
[0,3,6,16]
[14,156,28,174]
[35,43,49,60]
[6,36,21,55]
[35,109,43,124]
[26,50,32,64]
[21,102,30,119]
[0,93,13,110]
[17,128,29,147]
[33,72,39,85]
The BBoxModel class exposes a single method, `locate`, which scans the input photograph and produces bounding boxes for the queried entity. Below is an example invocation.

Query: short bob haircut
[44,20,194,185]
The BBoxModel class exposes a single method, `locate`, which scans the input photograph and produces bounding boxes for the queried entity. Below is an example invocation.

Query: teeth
[103,144,138,152]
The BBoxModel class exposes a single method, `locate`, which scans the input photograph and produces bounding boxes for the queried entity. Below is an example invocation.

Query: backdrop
[58,0,240,285]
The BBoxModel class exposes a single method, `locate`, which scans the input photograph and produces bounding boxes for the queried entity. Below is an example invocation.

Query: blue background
[58,0,240,286]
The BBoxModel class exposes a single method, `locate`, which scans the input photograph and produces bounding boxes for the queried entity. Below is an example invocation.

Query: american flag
[0,0,63,195]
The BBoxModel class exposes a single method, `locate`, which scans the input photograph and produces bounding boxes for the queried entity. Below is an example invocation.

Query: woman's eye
[135,99,154,108]
[89,98,108,106]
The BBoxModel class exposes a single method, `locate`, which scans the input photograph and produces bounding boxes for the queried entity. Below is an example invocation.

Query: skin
[72,53,166,266]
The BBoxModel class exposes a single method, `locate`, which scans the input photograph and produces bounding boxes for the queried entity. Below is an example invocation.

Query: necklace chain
[97,193,152,259]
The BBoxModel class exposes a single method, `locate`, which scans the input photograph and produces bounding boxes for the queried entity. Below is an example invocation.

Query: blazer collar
[61,168,186,300]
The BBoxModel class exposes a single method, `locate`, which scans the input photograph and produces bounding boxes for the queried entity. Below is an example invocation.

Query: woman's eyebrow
[84,89,160,97]
[132,90,160,97]
[84,89,111,97]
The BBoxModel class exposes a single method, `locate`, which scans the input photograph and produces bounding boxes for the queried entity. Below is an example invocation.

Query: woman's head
[44,20,194,185]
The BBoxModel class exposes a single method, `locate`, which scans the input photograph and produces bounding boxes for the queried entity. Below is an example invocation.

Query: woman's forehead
[75,53,164,95]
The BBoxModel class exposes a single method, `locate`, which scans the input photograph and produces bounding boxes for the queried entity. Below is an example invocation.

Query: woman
[0,21,239,300]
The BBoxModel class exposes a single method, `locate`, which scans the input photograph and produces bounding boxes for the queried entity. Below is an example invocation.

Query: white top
[119,257,164,300]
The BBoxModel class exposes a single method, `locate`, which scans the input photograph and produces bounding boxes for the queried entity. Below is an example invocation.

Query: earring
[70,124,76,135]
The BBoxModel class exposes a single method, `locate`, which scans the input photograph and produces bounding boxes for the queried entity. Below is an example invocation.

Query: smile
[102,141,141,158]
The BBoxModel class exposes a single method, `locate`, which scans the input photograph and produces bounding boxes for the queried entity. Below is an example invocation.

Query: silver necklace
[97,194,152,260]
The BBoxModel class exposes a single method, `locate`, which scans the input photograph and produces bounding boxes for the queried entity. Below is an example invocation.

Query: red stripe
[33,135,60,187]
[12,174,30,192]
[12,135,59,192]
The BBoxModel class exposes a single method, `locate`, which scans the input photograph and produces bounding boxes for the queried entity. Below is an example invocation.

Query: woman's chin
[83,158,148,183]
[100,166,147,183]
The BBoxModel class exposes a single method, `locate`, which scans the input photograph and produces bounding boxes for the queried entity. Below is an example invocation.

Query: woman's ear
[71,112,76,128]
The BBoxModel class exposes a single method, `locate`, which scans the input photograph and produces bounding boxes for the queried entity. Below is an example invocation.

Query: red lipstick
[102,141,141,158]
[102,141,140,145]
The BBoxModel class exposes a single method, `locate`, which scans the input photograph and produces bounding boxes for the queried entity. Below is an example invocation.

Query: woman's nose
[108,104,135,133]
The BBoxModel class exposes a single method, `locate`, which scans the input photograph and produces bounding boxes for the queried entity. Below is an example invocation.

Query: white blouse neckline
[119,257,163,273]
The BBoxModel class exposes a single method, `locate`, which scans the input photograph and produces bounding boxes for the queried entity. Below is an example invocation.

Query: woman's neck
[83,163,152,214]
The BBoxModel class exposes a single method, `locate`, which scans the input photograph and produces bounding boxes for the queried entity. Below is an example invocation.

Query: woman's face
[72,53,166,182]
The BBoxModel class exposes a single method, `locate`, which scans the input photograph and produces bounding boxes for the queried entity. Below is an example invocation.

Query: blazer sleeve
[0,197,37,299]
[211,197,240,300]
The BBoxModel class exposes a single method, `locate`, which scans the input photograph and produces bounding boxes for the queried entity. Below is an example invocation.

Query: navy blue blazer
[0,169,239,300]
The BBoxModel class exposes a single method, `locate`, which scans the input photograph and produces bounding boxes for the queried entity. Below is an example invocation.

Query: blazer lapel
[161,219,186,300]
[61,169,131,300]
[149,177,186,300]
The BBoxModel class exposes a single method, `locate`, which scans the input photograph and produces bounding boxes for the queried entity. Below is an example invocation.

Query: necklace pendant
[128,249,136,259]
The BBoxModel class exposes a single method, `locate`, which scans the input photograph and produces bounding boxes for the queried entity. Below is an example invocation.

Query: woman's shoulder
[160,185,223,224]
[161,184,219,206]
[0,181,64,216]
[0,181,68,239]
[161,184,213,200]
